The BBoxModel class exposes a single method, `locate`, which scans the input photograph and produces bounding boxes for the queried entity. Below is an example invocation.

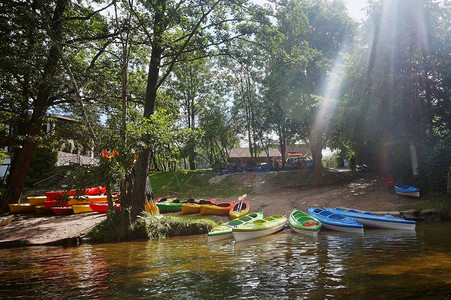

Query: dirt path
[0,172,428,247]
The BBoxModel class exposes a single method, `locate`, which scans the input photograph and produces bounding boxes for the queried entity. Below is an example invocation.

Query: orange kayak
[200,201,235,216]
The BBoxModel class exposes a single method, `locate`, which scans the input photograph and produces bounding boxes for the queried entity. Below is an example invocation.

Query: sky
[252,0,368,22]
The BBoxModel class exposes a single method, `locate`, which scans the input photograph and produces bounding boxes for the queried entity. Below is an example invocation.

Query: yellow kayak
[72,204,93,214]
[27,196,47,206]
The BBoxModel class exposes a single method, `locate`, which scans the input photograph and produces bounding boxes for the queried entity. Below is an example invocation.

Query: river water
[0,223,450,299]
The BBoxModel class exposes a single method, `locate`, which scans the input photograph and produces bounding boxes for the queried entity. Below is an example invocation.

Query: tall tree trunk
[130,0,165,219]
[3,0,68,209]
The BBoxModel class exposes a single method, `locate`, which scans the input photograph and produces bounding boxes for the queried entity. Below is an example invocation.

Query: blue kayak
[324,207,415,230]
[395,183,420,198]
[308,207,363,233]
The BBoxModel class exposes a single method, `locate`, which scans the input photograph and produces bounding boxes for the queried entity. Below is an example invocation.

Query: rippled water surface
[0,223,450,299]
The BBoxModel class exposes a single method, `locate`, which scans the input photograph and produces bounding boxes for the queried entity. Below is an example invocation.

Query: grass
[400,195,451,211]
[149,170,253,199]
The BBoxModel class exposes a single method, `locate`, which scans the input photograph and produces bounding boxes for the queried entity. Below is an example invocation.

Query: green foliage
[418,136,451,194]
[88,210,135,243]
[25,146,58,187]
[137,214,217,239]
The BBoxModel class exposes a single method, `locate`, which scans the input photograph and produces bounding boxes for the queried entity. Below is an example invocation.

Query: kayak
[84,186,106,195]
[9,203,35,213]
[289,209,321,234]
[89,202,121,213]
[51,206,73,215]
[395,183,420,198]
[27,196,47,206]
[72,204,93,214]
[324,207,416,230]
[208,211,264,242]
[232,214,287,242]
[308,207,363,233]
[229,200,250,219]
[200,201,235,216]
[156,202,183,213]
[181,199,216,214]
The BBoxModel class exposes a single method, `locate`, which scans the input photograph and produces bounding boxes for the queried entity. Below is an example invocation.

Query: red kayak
[89,202,121,213]
[85,186,106,195]
[51,206,73,215]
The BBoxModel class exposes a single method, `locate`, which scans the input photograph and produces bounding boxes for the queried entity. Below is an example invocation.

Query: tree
[0,1,113,207]
[128,0,251,219]
[336,0,450,182]
[260,0,355,170]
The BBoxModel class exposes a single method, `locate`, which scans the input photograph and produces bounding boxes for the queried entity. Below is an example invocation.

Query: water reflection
[0,224,450,299]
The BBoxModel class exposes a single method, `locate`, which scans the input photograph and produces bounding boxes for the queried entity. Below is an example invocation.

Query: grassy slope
[149,170,253,200]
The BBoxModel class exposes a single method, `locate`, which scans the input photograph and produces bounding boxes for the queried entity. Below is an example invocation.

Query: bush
[418,136,451,194]
[25,146,58,187]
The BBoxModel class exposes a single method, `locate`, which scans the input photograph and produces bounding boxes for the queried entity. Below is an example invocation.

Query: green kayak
[207,211,264,242]
[289,209,321,234]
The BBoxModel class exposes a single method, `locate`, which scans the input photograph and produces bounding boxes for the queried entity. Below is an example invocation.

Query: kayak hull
[232,215,287,242]
[208,211,264,242]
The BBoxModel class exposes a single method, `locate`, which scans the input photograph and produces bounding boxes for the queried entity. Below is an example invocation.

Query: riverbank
[1,171,449,247]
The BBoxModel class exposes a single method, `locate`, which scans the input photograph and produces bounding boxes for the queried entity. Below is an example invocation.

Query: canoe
[289,209,322,234]
[45,191,64,200]
[229,200,250,219]
[232,214,287,242]
[324,207,416,230]
[9,203,35,213]
[308,207,363,233]
[156,202,183,213]
[208,211,264,242]
[395,183,420,198]
[35,205,50,214]
[200,201,235,216]
[72,204,93,214]
[89,202,121,213]
[51,206,73,215]
[181,199,217,214]
[27,196,47,206]
[84,186,106,195]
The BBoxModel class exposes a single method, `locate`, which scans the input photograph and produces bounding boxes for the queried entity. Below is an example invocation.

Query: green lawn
[148,170,253,200]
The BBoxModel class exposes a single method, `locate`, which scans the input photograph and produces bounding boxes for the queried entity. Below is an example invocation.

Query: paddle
[237,194,247,213]
[145,176,161,218]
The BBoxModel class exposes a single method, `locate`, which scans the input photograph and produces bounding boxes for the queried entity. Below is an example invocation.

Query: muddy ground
[0,171,429,247]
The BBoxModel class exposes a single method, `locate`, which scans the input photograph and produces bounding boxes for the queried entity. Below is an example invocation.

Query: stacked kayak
[308,207,363,233]
[208,211,264,242]
[324,207,415,230]
[232,214,287,242]
[395,183,420,198]
[89,202,121,213]
[289,209,321,234]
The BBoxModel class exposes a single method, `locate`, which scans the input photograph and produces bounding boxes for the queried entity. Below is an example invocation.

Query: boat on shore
[395,183,420,198]
[208,211,264,242]
[72,204,93,214]
[324,207,415,230]
[51,206,73,215]
[8,203,35,213]
[289,209,321,234]
[229,195,250,219]
[232,214,287,242]
[181,199,216,214]
[308,207,363,233]
[200,201,235,216]
[27,196,47,206]
[89,202,121,213]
